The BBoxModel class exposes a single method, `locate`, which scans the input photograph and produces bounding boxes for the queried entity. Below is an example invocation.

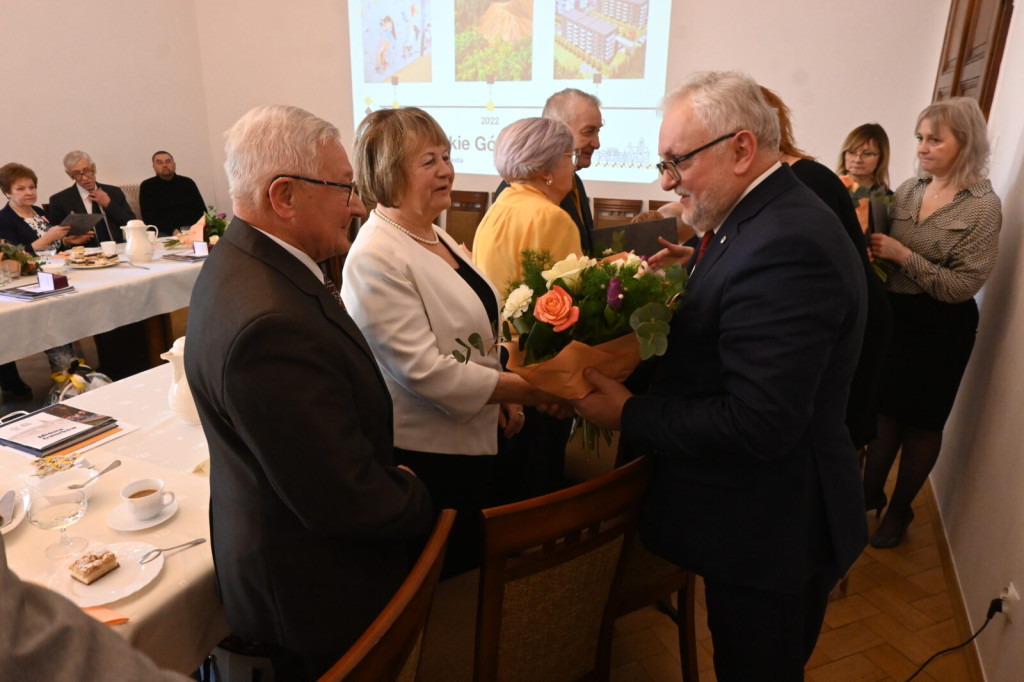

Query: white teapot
[160,336,200,425]
[123,219,159,263]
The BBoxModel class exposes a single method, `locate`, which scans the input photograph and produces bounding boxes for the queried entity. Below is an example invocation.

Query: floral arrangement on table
[164,206,229,248]
[457,250,686,449]
[0,239,39,277]
[839,175,895,282]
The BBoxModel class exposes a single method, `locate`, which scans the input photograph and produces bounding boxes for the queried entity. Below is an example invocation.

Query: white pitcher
[160,337,200,425]
[123,220,159,263]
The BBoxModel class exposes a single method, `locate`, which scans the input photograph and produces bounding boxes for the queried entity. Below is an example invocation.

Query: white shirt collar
[249,225,325,284]
[76,183,93,208]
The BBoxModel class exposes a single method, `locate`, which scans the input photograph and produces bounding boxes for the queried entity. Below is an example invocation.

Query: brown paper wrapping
[503,334,641,400]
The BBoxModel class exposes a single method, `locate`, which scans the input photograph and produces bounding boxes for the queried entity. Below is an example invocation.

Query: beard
[680,184,733,235]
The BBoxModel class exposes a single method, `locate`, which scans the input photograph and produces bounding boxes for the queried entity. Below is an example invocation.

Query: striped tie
[324,276,344,308]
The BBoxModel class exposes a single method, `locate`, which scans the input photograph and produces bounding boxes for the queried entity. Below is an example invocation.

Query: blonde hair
[353,107,449,207]
[916,97,990,188]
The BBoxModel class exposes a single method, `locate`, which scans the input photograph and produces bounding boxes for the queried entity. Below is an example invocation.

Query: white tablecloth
[0,364,226,673]
[0,247,202,364]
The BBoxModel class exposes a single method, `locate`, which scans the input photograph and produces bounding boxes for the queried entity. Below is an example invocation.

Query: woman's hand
[64,231,95,246]
[499,403,526,438]
[647,237,694,270]
[868,233,912,266]
[34,224,70,251]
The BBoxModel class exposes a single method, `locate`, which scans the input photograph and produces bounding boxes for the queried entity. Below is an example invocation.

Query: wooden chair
[119,183,142,220]
[444,190,488,250]
[648,199,673,212]
[592,198,643,230]
[608,539,699,681]
[318,509,456,682]
[473,456,651,681]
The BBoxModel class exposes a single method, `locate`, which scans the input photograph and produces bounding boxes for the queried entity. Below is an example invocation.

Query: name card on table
[193,242,209,256]
[36,272,70,291]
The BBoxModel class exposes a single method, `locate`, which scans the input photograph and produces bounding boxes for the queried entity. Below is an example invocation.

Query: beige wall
[932,9,1024,678]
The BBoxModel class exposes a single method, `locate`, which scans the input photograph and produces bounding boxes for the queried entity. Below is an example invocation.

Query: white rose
[541,253,596,291]
[502,284,533,320]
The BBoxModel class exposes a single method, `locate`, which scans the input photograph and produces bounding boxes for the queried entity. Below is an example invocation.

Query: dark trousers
[703,567,837,682]
[492,409,572,504]
[393,447,494,579]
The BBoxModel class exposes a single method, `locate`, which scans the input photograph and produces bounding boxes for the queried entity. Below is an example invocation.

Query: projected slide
[349,0,672,183]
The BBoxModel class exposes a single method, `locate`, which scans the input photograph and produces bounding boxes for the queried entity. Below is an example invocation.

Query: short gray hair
[916,97,990,188]
[663,72,780,153]
[224,105,341,210]
[494,118,574,183]
[62,150,92,171]
[542,88,601,126]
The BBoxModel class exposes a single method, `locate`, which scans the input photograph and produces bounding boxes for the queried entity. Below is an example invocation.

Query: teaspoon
[139,538,206,564]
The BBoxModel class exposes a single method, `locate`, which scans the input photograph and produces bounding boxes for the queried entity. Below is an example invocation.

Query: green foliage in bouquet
[0,239,39,276]
[503,250,686,365]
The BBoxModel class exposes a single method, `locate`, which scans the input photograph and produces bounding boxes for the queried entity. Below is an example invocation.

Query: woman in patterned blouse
[863,98,1001,549]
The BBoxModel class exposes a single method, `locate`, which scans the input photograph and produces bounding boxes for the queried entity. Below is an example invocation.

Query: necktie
[324,276,345,308]
[696,230,714,264]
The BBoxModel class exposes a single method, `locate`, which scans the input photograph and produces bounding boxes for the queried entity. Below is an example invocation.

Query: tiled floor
[608,479,982,682]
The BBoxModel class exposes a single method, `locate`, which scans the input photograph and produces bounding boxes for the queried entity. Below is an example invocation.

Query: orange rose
[534,285,579,332]
[838,174,859,192]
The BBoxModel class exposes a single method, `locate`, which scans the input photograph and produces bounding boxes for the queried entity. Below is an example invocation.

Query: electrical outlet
[1001,582,1020,623]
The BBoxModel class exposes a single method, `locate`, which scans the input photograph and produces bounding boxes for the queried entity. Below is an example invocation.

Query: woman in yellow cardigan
[473,117,582,295]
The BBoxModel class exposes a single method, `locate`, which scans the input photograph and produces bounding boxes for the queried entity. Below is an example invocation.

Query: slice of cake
[69,549,119,585]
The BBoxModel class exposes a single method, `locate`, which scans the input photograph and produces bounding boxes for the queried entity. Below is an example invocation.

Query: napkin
[83,606,130,625]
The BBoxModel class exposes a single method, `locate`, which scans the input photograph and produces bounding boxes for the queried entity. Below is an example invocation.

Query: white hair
[494,118,574,183]
[663,72,780,152]
[224,105,341,209]
[62,150,92,171]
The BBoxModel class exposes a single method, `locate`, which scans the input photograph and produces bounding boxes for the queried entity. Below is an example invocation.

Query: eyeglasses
[272,174,358,206]
[844,150,879,160]
[69,167,97,181]
[564,149,580,166]
[656,132,738,181]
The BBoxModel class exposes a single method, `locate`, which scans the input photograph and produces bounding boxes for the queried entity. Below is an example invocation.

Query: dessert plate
[0,489,29,535]
[106,499,179,531]
[66,259,120,269]
[47,542,164,607]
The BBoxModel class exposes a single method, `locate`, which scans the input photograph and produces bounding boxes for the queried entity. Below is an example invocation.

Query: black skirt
[877,292,978,431]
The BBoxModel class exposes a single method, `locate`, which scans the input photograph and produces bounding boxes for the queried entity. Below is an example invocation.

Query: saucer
[106,499,179,531]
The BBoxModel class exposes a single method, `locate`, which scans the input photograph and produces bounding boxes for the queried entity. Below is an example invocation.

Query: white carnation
[502,284,533,319]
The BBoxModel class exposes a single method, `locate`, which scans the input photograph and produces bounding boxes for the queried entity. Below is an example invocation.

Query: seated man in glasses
[47,150,136,245]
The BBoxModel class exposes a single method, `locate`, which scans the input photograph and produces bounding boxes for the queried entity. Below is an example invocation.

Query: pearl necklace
[375,209,439,245]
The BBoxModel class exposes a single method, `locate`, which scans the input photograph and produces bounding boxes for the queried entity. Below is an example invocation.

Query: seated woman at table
[472,117,583,502]
[341,107,563,576]
[0,163,85,401]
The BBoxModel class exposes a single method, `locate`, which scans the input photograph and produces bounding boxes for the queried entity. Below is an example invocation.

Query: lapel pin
[720,235,728,244]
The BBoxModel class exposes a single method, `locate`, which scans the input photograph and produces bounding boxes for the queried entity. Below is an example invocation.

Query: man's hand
[648,237,694,271]
[64,231,95,246]
[88,187,110,208]
[570,367,632,430]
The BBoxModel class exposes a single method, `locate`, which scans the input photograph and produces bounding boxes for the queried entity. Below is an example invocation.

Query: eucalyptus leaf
[453,350,466,363]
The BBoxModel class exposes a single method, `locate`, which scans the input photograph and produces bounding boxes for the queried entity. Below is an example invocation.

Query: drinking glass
[28,488,88,558]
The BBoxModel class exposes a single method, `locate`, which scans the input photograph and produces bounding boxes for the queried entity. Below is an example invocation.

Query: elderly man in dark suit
[184,105,434,680]
[47,151,136,244]
[494,88,601,254]
[573,72,868,681]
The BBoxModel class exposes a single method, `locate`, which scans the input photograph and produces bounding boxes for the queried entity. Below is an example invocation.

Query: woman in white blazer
[342,107,561,576]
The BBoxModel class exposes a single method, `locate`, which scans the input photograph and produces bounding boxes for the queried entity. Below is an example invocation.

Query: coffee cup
[100,240,118,257]
[120,478,175,520]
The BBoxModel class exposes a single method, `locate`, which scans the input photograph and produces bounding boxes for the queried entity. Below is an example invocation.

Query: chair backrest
[648,199,672,212]
[444,190,489,250]
[474,457,651,682]
[593,198,643,230]
[119,183,142,220]
[318,509,456,682]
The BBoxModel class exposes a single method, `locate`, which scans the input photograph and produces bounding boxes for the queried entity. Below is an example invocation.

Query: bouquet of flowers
[839,175,895,282]
[164,206,229,248]
[487,250,685,448]
[0,239,39,277]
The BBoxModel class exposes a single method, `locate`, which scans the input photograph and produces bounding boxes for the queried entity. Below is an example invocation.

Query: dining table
[0,363,228,673]
[0,242,203,366]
